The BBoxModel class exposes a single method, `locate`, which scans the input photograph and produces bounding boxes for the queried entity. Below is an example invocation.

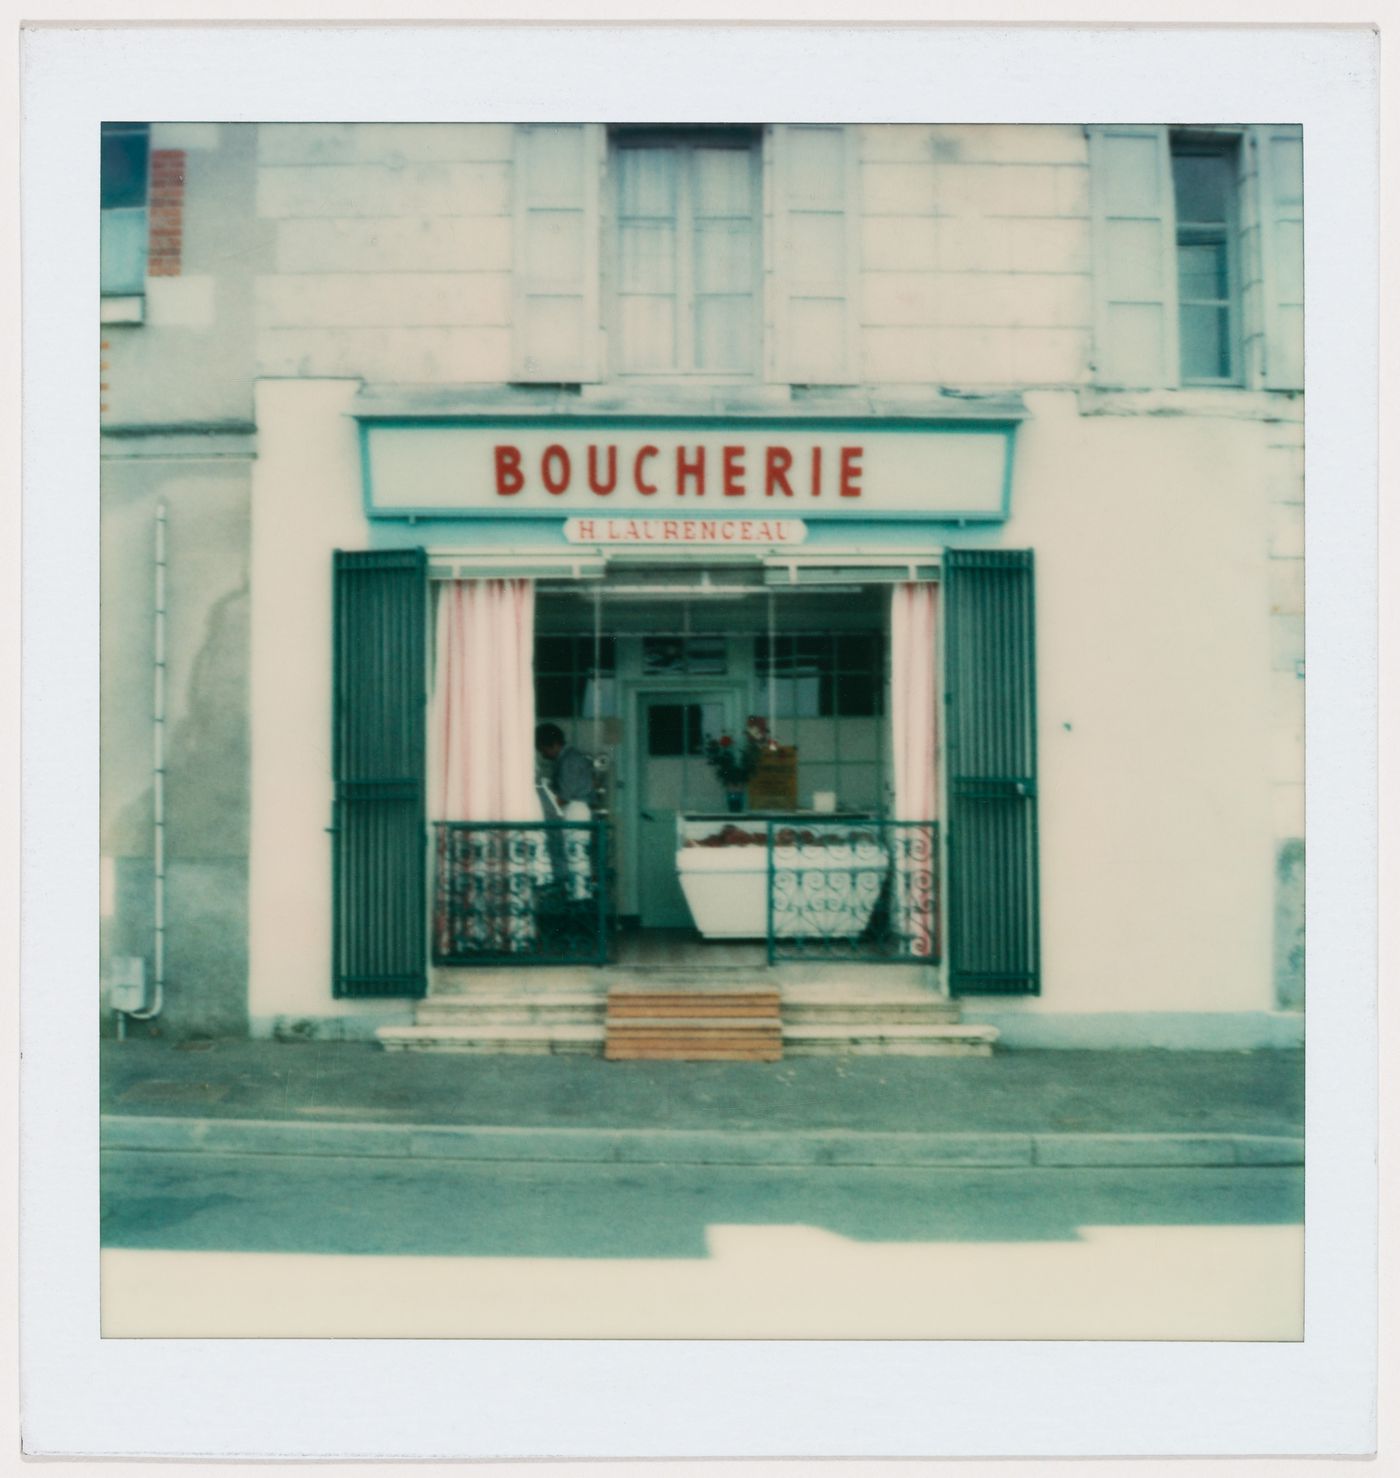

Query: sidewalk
[101,1039,1304,1169]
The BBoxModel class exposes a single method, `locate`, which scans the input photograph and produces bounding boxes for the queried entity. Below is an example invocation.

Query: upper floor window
[101,122,149,296]
[611,131,761,378]
[1170,135,1241,385]
[1088,124,1302,392]
[511,123,858,389]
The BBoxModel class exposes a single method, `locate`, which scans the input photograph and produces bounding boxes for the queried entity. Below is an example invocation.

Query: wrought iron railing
[432,820,609,967]
[766,819,941,965]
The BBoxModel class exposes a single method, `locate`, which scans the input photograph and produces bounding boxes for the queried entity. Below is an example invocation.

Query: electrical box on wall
[110,956,148,1013]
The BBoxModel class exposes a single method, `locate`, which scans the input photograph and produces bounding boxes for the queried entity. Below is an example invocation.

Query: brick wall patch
[148,150,186,277]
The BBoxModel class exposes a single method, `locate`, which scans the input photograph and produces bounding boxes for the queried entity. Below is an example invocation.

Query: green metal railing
[766,819,941,964]
[432,820,610,967]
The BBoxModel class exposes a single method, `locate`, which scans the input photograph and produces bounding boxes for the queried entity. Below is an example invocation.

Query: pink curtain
[890,583,939,957]
[431,579,538,822]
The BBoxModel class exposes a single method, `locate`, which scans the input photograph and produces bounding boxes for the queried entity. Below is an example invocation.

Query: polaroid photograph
[19,17,1377,1463]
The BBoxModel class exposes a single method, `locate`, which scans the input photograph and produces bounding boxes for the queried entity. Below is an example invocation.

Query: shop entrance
[635,687,741,929]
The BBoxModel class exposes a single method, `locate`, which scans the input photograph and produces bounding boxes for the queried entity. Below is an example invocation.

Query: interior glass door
[637,691,733,929]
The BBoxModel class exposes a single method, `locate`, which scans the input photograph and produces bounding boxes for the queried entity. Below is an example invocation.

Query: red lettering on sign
[765,447,794,497]
[663,520,680,540]
[810,447,823,497]
[634,446,659,495]
[676,446,705,496]
[587,445,617,496]
[494,445,524,495]
[839,446,864,498]
[722,446,746,497]
[577,520,596,541]
[542,445,571,495]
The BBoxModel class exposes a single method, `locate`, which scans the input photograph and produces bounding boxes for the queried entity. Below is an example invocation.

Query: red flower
[719,734,733,747]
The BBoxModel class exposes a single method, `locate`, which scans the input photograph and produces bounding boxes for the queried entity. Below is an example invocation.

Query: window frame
[101,121,151,300]
[1169,129,1245,388]
[605,126,764,382]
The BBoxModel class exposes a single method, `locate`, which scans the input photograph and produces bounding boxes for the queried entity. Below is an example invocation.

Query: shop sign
[563,516,808,546]
[361,417,1016,523]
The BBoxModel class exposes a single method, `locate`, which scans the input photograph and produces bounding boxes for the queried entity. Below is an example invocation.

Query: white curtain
[431,579,539,822]
[890,583,939,957]
[430,579,543,956]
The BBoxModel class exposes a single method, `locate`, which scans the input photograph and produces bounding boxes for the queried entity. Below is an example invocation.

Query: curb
[101,1115,1304,1170]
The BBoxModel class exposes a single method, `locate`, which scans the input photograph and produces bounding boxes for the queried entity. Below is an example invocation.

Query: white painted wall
[247,379,397,1032]
[977,391,1276,1015]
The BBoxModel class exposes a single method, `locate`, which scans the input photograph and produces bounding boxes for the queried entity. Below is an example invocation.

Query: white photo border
[19,21,1377,1460]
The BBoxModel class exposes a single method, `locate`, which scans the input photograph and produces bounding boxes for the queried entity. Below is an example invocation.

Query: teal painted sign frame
[357,414,1019,525]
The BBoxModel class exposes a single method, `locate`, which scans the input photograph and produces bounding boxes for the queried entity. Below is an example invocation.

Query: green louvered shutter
[944,549,1040,996]
[332,549,428,998]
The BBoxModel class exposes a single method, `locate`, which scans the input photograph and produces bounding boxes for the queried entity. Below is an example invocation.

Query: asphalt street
[102,1148,1302,1259]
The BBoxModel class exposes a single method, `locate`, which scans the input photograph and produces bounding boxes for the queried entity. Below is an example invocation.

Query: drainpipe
[124,502,167,1026]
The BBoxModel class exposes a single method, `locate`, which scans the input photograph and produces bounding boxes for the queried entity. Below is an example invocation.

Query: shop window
[534,634,616,719]
[611,130,762,377]
[641,633,727,676]
[647,701,722,758]
[1171,135,1241,385]
[101,123,150,296]
[757,631,885,813]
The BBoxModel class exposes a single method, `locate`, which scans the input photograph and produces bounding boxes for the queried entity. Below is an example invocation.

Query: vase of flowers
[703,716,779,814]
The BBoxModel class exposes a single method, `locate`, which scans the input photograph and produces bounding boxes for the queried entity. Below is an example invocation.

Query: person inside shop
[534,723,596,905]
[535,723,595,816]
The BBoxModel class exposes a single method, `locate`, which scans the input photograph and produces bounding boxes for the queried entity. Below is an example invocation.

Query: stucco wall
[100,452,252,1036]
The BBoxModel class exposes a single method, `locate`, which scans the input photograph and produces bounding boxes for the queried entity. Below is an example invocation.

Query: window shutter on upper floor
[512,124,604,383]
[1256,125,1304,391]
[1088,125,1180,389]
[770,124,860,385]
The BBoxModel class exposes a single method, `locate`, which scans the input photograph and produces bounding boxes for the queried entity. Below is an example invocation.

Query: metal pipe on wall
[125,501,167,1025]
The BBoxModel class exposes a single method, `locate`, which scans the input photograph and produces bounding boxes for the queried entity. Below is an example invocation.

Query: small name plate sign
[563,516,808,547]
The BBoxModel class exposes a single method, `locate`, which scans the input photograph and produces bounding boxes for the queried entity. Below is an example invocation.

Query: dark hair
[535,722,565,750]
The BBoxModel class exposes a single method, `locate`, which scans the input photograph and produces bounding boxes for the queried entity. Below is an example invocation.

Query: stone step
[429,970,601,998]
[416,994,606,1026]
[376,1024,603,1055]
[783,1023,999,1057]
[608,993,780,1014]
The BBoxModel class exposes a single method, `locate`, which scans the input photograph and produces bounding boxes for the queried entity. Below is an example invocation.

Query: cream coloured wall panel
[860,162,937,215]
[859,325,938,381]
[1006,217,1092,275]
[274,216,512,274]
[256,272,511,329]
[930,125,1087,165]
[1011,328,1092,384]
[859,216,940,272]
[935,162,1062,218]
[258,123,514,165]
[857,126,935,162]
[258,325,512,382]
[937,217,1014,273]
[257,162,511,219]
[862,272,1092,330]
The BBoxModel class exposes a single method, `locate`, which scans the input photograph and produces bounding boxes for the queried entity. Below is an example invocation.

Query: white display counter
[675,814,888,941]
